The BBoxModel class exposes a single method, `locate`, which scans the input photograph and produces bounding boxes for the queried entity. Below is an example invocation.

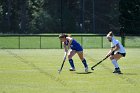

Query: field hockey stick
[58,52,67,74]
[91,55,110,70]
[58,40,71,74]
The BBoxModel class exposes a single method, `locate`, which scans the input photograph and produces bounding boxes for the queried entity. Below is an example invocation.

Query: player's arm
[63,36,72,56]
[63,43,68,61]
[106,48,113,57]
[106,43,120,57]
[63,42,68,53]
[113,43,120,51]
[66,37,73,49]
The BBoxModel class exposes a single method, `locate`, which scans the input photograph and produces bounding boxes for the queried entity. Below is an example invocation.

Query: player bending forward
[106,31,126,74]
[59,34,88,73]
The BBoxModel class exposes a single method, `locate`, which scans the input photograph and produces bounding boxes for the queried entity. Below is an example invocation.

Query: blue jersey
[64,39,83,52]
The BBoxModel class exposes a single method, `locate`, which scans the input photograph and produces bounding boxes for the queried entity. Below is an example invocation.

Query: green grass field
[0,49,140,93]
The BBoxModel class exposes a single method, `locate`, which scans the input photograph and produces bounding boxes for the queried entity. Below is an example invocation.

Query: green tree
[119,0,140,34]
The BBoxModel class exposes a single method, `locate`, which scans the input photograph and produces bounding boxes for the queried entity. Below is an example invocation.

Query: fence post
[121,36,125,47]
[19,35,20,49]
[101,36,103,48]
[40,35,41,49]
[81,36,83,47]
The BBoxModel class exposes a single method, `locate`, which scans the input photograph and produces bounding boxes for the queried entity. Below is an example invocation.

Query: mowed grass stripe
[0,49,139,93]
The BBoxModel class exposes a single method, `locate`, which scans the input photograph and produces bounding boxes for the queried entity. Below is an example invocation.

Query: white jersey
[111,37,126,53]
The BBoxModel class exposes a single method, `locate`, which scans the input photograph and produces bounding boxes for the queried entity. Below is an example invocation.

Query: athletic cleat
[117,71,123,74]
[113,70,118,73]
[85,67,88,73]
[113,68,122,74]
[69,67,76,71]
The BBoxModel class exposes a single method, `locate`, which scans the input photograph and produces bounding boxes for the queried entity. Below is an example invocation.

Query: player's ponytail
[109,31,113,36]
[107,31,114,37]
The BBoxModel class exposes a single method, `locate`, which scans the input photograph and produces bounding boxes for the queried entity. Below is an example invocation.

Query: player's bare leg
[110,54,123,74]
[77,52,88,72]
[68,50,76,71]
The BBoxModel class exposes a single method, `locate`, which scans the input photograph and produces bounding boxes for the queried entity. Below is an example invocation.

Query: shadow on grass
[75,72,93,74]
[123,73,138,75]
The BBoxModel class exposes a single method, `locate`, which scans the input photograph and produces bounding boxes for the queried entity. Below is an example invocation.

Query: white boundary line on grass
[3,49,68,87]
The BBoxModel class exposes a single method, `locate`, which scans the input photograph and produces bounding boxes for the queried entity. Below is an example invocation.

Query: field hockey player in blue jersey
[59,34,88,73]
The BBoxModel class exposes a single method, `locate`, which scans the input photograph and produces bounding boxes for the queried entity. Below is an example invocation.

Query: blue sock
[69,59,75,68]
[82,59,88,68]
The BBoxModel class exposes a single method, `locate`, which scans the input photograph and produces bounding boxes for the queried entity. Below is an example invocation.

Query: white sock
[112,59,119,68]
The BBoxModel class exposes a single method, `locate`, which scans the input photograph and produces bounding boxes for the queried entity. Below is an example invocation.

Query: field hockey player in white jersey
[106,31,126,74]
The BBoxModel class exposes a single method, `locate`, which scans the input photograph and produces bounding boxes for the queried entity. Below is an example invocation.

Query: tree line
[0,0,139,34]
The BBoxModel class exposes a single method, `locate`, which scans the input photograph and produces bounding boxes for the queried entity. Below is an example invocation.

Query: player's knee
[68,54,72,59]
[80,58,85,61]
[110,56,114,60]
